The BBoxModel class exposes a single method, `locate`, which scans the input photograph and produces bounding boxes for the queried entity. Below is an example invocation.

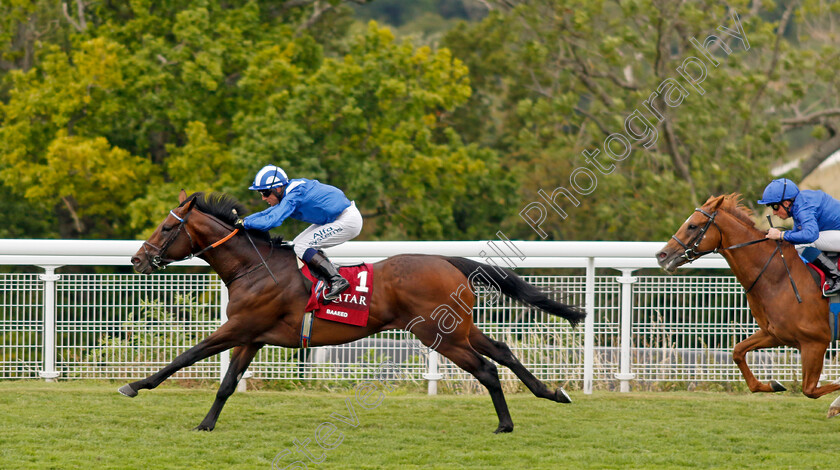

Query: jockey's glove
[233,218,245,230]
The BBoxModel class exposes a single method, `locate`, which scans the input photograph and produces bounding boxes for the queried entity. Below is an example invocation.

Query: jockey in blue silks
[235,165,363,301]
[759,177,840,295]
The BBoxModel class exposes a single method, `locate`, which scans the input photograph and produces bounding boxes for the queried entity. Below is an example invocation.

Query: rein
[765,215,802,303]
[143,205,282,288]
[142,209,239,270]
[232,209,279,286]
[241,230,279,286]
[672,207,802,303]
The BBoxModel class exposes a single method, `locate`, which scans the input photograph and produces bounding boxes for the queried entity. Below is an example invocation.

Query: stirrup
[323,277,350,301]
[824,281,840,296]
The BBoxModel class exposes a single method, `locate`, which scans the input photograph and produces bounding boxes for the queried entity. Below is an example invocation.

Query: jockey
[236,165,363,301]
[759,177,840,295]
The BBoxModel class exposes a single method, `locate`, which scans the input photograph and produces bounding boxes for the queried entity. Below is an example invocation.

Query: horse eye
[161,225,173,232]
[687,224,697,230]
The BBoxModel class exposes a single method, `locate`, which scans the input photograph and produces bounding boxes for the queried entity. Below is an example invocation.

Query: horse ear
[706,195,725,210]
[178,189,188,203]
[182,195,196,212]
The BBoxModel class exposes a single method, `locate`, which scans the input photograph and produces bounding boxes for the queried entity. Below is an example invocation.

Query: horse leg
[194,343,264,431]
[799,342,840,400]
[469,328,571,404]
[434,341,514,433]
[118,322,245,397]
[732,329,786,393]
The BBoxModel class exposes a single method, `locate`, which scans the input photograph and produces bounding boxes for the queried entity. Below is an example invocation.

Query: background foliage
[1,0,838,241]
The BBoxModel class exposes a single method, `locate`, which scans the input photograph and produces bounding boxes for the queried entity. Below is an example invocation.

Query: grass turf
[0,381,837,469]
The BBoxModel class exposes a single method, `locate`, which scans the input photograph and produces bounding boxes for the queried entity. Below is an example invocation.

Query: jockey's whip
[233,209,279,285]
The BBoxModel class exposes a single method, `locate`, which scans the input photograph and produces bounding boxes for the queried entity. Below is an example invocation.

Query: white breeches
[794,230,840,254]
[293,202,363,259]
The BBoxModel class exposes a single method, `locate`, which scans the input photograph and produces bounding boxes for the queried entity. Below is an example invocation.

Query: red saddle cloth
[807,262,827,289]
[302,263,373,327]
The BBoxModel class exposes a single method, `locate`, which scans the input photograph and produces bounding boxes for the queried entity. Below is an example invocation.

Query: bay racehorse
[656,194,840,417]
[122,190,586,432]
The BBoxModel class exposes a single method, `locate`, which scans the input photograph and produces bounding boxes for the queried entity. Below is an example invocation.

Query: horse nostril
[657,252,667,260]
[131,256,140,265]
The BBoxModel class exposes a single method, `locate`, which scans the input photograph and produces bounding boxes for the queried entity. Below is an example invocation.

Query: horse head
[132,190,198,274]
[656,195,729,274]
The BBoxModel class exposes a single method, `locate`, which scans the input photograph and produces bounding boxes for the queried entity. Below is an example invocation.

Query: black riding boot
[306,252,350,301]
[811,253,840,295]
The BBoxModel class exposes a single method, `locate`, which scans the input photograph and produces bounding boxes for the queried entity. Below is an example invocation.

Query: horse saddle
[805,252,840,343]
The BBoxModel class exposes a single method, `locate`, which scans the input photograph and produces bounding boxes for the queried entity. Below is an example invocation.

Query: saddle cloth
[301,263,373,327]
[805,253,840,343]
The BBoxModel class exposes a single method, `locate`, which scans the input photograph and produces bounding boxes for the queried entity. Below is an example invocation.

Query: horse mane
[704,193,757,228]
[181,192,290,248]
[182,192,247,225]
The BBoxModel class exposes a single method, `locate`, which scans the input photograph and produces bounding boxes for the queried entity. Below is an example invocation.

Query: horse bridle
[672,207,801,302]
[671,208,721,262]
[141,206,238,271]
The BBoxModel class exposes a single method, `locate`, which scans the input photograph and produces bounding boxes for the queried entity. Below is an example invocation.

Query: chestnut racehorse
[122,191,586,432]
[656,194,840,417]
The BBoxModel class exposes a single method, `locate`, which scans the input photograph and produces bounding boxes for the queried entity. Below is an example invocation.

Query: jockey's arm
[244,199,296,231]
[783,215,819,244]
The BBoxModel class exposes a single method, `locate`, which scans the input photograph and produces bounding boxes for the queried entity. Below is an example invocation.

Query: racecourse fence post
[615,269,637,392]
[425,350,442,395]
[38,265,60,382]
[583,257,595,394]
[219,278,229,384]
[217,281,249,392]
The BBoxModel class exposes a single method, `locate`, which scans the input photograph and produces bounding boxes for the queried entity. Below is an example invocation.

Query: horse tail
[444,257,586,328]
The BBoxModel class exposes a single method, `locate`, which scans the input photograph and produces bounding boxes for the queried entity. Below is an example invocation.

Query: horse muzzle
[131,254,152,274]
[655,246,684,274]
[131,253,167,274]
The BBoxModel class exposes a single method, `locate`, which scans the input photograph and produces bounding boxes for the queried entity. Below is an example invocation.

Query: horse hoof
[118,384,137,398]
[193,424,214,432]
[827,407,840,419]
[493,424,513,434]
[555,388,572,404]
[770,380,787,392]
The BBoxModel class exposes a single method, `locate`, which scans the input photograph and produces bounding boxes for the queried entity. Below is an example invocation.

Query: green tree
[777,0,840,178]
[0,38,157,238]
[235,21,517,238]
[0,1,514,240]
[443,0,813,241]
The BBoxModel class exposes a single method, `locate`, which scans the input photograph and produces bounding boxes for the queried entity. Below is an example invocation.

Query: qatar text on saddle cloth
[302,263,373,327]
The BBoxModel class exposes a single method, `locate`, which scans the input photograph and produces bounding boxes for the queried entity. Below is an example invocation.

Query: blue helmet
[757,178,799,205]
[249,165,289,190]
